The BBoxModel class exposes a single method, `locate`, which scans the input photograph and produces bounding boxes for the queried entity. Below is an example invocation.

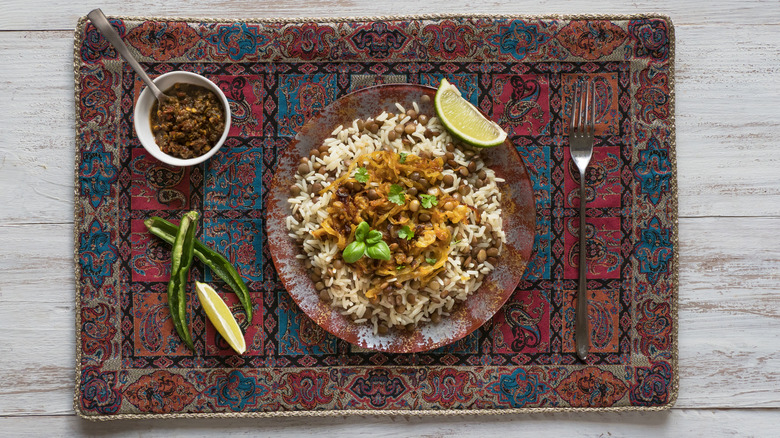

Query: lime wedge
[434,78,507,148]
[195,281,246,354]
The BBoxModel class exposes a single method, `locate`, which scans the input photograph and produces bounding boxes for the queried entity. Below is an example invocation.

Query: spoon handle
[87,9,166,101]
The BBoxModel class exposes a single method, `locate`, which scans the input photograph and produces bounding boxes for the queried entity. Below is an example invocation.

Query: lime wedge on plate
[195,281,246,354]
[434,78,507,148]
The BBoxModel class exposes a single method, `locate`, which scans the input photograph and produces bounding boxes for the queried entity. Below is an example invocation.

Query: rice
[286,103,505,335]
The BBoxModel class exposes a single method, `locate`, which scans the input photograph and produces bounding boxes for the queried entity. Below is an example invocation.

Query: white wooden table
[1,1,779,436]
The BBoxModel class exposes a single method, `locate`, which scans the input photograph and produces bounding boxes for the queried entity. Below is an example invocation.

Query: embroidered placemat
[73,14,677,419]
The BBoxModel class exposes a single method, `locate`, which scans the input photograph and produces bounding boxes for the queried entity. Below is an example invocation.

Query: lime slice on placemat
[434,78,507,148]
[195,281,246,354]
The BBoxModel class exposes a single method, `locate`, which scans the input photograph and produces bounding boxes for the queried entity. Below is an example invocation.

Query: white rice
[286,104,505,334]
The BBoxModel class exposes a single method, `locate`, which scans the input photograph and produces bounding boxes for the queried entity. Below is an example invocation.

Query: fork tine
[570,81,580,132]
[581,80,590,135]
[577,80,587,134]
[587,81,595,134]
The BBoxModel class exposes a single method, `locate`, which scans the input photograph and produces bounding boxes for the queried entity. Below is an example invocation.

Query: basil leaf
[355,221,370,242]
[366,230,383,245]
[398,225,414,240]
[343,241,366,263]
[366,241,391,261]
[388,184,405,205]
[354,167,369,183]
[419,194,438,209]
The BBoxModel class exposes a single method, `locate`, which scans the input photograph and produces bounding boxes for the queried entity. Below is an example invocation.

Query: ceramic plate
[266,84,535,353]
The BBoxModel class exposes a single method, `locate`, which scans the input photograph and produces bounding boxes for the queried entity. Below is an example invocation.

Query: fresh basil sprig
[343,221,391,263]
[343,241,366,263]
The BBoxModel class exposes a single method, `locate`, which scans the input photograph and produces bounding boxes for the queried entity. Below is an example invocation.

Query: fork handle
[575,172,590,361]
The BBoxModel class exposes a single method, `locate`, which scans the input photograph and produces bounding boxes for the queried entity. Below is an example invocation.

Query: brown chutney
[150,83,225,159]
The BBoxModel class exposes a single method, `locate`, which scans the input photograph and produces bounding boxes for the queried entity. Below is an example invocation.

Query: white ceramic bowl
[134,71,231,167]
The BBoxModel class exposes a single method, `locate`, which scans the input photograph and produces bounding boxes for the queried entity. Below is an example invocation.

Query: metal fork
[569,79,595,361]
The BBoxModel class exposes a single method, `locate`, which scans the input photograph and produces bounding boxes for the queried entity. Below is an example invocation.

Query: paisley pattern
[348,21,409,58]
[493,291,549,353]
[205,370,269,410]
[80,20,125,63]
[635,136,672,204]
[281,23,336,60]
[277,73,338,137]
[79,67,117,126]
[557,367,627,407]
[133,290,193,356]
[348,369,407,407]
[80,366,122,414]
[422,20,477,60]
[205,23,270,61]
[488,20,551,60]
[79,139,117,208]
[215,75,264,137]
[138,303,169,353]
[125,21,199,60]
[493,74,550,136]
[630,361,673,406]
[636,299,673,357]
[421,368,474,407]
[124,370,198,413]
[635,66,671,124]
[489,368,552,407]
[203,217,264,282]
[635,217,673,284]
[81,302,118,363]
[283,370,334,410]
[565,217,621,279]
[75,15,676,416]
[628,19,670,61]
[78,219,118,288]
[556,21,627,60]
[130,149,190,210]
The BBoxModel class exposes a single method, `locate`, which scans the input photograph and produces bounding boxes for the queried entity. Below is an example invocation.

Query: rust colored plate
[266,84,535,353]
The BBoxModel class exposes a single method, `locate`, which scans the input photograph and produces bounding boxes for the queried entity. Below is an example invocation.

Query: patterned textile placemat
[73,14,677,419]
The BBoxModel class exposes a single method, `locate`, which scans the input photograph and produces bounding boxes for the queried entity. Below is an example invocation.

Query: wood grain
[0,31,76,225]
[2,0,780,30]
[1,0,779,434]
[2,410,780,437]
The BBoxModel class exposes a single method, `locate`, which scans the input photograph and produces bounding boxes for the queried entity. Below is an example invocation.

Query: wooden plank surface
[2,409,780,437]
[1,0,779,435]
[2,0,780,30]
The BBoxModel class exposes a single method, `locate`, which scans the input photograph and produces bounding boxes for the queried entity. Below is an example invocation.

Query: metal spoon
[87,9,169,103]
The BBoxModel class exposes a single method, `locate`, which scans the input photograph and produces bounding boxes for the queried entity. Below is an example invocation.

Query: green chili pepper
[144,216,253,322]
[167,211,198,350]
